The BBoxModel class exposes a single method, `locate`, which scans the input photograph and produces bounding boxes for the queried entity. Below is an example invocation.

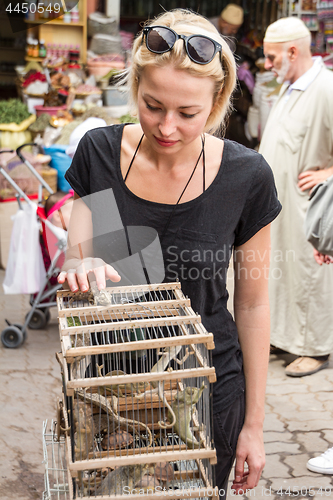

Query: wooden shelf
[24,19,85,26]
[25,56,44,62]
[25,0,87,64]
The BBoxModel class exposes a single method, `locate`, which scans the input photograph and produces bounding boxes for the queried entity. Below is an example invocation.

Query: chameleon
[76,388,153,447]
[97,464,150,496]
[169,382,206,448]
[96,365,146,397]
[73,401,94,461]
[135,345,191,429]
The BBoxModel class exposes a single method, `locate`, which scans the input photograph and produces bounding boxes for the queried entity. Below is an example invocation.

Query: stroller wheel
[1,326,24,348]
[26,309,47,330]
[12,324,27,341]
[44,309,51,325]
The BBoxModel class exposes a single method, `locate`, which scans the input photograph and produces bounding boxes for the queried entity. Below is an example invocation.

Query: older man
[210,4,244,49]
[259,17,333,377]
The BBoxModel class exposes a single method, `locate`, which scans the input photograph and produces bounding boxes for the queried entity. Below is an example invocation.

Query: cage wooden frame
[57,282,218,499]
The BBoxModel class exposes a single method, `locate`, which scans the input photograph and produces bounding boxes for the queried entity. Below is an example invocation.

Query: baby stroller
[0,143,67,348]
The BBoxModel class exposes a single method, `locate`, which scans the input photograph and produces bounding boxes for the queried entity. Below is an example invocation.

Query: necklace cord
[160,135,205,242]
[124,133,206,243]
[124,133,144,182]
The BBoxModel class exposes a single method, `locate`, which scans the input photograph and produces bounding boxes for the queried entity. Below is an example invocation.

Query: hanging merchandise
[317,0,333,51]
[3,203,46,294]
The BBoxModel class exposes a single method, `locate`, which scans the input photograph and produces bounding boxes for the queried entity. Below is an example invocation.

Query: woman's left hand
[298,167,333,192]
[231,424,265,494]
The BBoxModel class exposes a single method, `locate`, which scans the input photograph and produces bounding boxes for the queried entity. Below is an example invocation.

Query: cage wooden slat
[57,282,183,301]
[78,488,219,500]
[60,314,201,336]
[63,332,214,358]
[67,367,216,390]
[68,448,216,471]
[58,298,191,318]
[61,333,72,353]
[61,306,185,324]
[87,442,190,460]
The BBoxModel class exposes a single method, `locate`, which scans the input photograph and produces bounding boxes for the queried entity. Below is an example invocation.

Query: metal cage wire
[57,283,218,499]
[43,420,69,500]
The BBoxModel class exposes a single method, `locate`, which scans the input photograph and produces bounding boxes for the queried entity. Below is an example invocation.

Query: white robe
[259,61,333,356]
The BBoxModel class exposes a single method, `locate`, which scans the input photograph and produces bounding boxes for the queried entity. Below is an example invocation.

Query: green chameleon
[169,382,206,448]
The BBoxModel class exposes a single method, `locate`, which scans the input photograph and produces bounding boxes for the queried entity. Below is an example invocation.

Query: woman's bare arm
[232,224,271,493]
[58,192,120,291]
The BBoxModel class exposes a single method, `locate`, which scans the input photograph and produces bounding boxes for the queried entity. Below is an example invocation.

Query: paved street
[0,268,333,500]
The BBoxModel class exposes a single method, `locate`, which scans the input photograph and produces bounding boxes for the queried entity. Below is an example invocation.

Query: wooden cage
[57,282,218,499]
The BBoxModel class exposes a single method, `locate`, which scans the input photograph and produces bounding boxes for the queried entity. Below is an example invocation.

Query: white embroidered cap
[264,17,311,43]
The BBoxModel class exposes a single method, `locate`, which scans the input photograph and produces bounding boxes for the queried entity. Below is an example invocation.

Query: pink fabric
[47,189,74,218]
[237,62,255,94]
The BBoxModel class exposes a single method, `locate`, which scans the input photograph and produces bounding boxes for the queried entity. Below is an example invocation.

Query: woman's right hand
[58,257,121,292]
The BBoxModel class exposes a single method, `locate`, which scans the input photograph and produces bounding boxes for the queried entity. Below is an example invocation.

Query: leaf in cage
[67,316,81,327]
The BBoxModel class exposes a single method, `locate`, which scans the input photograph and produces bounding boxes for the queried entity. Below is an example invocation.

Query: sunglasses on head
[142,26,223,65]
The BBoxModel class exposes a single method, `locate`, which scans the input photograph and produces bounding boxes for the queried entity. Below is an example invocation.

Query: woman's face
[137,64,215,154]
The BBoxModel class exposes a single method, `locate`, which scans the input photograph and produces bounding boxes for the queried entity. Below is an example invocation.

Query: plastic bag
[3,203,46,294]
[305,174,333,256]
[43,144,72,191]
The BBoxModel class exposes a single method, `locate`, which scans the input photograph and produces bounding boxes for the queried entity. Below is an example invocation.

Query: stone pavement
[0,268,333,500]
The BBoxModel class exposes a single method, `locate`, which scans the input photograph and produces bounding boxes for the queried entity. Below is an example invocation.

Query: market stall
[1,0,332,267]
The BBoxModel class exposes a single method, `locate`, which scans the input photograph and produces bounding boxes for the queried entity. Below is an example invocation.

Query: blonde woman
[59,9,281,497]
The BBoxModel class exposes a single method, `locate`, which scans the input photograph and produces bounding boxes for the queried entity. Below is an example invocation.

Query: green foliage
[119,113,139,124]
[67,316,82,327]
[0,99,31,125]
[28,113,50,133]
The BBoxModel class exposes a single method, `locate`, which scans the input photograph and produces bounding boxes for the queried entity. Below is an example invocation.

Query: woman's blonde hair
[126,9,237,134]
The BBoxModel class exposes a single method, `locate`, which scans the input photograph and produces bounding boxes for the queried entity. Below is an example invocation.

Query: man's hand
[298,167,333,192]
[231,424,265,494]
[313,249,333,265]
[58,257,121,292]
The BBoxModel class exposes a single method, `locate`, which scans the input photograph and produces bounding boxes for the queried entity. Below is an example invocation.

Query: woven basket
[90,34,122,55]
[41,166,58,197]
[88,13,119,37]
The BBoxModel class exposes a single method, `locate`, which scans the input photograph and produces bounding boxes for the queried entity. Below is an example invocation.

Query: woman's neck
[142,134,204,175]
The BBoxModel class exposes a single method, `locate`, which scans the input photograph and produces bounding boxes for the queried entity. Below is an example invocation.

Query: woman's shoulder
[223,139,272,179]
[84,122,125,145]
[207,134,262,163]
[223,138,262,163]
